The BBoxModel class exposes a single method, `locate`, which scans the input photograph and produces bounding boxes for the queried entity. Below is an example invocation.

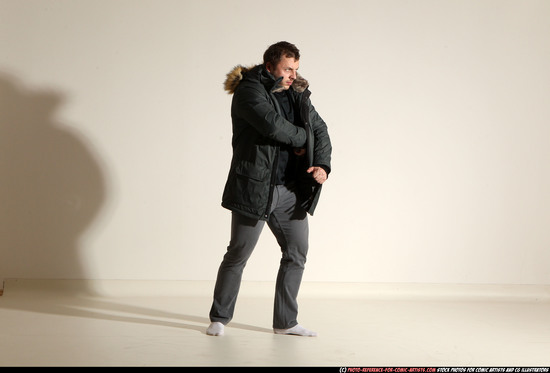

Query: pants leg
[209,184,308,329]
[268,184,309,329]
[209,211,266,325]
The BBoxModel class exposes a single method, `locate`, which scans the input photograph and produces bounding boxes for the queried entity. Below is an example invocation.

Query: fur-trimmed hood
[223,64,309,95]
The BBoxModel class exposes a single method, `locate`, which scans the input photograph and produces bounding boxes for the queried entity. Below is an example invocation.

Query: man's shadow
[0,72,106,280]
[0,72,272,335]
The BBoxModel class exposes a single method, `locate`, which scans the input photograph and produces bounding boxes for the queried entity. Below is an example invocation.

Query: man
[207,41,332,337]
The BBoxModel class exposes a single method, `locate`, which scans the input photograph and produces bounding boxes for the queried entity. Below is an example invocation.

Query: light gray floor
[0,280,549,367]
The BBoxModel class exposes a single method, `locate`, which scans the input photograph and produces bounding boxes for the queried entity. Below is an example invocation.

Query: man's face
[267,56,299,90]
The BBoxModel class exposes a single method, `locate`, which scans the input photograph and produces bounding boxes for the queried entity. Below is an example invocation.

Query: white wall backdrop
[1,0,549,285]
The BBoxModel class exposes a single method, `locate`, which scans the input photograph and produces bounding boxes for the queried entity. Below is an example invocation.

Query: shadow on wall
[0,72,106,281]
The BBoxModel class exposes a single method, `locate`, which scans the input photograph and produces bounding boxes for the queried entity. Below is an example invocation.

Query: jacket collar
[223,64,309,95]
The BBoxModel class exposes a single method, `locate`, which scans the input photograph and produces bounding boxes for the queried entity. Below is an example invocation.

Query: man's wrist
[315,165,331,175]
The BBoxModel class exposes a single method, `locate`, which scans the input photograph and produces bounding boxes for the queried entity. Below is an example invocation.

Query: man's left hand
[307,167,328,184]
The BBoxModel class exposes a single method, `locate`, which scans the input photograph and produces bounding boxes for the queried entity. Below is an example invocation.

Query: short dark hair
[263,41,300,68]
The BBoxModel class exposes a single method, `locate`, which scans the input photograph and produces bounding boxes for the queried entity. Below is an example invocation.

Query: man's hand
[307,166,328,184]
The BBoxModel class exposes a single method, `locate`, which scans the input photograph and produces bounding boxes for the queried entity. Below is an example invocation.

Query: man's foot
[206,322,224,336]
[273,324,317,337]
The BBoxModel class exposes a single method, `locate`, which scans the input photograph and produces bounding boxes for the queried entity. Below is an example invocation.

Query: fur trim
[223,64,309,94]
[224,65,254,94]
[291,73,308,93]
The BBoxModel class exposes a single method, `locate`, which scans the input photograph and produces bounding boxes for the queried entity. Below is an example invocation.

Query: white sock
[273,324,317,337]
[206,322,224,336]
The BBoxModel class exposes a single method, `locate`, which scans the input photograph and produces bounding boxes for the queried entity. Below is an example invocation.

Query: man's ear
[265,62,273,73]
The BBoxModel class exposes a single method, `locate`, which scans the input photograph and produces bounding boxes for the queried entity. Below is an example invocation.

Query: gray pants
[209,184,309,329]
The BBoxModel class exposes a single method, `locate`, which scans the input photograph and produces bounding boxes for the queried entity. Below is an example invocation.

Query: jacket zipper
[264,89,283,219]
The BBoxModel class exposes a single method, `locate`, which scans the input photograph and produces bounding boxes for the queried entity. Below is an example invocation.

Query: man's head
[264,41,300,90]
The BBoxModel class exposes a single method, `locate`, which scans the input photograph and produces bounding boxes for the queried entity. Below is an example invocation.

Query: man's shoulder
[234,76,269,97]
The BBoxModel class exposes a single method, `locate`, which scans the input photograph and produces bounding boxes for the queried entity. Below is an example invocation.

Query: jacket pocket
[235,161,270,181]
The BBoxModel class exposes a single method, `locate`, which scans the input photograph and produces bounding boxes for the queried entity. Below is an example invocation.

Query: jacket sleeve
[308,102,332,174]
[233,83,307,148]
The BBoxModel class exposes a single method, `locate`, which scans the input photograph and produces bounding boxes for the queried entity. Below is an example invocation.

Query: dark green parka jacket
[221,64,332,220]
